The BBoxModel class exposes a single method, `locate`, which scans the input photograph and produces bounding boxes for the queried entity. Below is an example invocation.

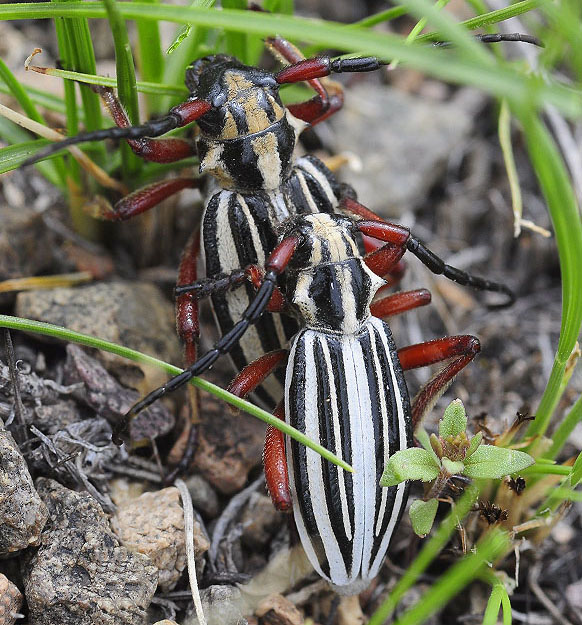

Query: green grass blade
[134,0,164,115]
[519,113,582,449]
[547,394,582,459]
[103,0,141,178]
[417,0,546,42]
[0,59,65,185]
[56,0,104,158]
[357,7,407,27]
[222,0,248,63]
[482,582,504,625]
[0,314,353,474]
[0,82,71,117]
[520,464,571,477]
[0,139,53,174]
[391,530,510,625]
[0,118,62,186]
[20,67,187,98]
[53,14,80,183]
[501,586,513,625]
[0,59,45,125]
[368,485,480,625]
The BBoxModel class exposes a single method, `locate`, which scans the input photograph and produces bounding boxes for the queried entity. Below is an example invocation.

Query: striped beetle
[118,210,486,593]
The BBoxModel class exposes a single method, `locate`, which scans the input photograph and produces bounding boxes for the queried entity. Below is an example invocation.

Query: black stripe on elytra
[314,335,354,576]
[228,195,286,364]
[288,335,318,540]
[203,193,273,403]
[328,334,355,533]
[243,193,300,377]
[303,168,337,215]
[301,155,343,202]
[283,172,313,216]
[369,323,403,565]
[358,326,386,547]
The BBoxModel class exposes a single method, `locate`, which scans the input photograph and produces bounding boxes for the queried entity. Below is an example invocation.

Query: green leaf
[442,458,465,475]
[410,498,439,537]
[439,399,467,438]
[416,427,441,463]
[464,446,534,479]
[466,431,483,457]
[381,448,440,487]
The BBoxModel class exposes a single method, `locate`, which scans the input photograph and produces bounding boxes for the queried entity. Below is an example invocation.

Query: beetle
[116,210,489,593]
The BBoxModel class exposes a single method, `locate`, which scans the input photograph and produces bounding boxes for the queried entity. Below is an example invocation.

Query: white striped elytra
[282,213,412,594]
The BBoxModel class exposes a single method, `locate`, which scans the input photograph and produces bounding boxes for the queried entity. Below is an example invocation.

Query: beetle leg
[227,351,291,511]
[115,234,301,440]
[175,265,287,314]
[90,177,201,221]
[23,86,210,166]
[397,336,481,427]
[176,229,202,367]
[95,86,200,163]
[370,288,432,318]
[264,402,293,512]
[350,198,514,306]
[264,35,344,126]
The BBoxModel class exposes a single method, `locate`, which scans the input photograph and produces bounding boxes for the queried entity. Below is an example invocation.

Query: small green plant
[381,399,534,536]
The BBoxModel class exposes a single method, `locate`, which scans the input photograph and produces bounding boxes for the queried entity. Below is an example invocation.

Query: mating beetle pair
[28,32,521,593]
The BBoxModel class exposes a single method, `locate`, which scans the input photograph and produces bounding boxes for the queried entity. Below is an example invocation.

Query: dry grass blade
[0,102,125,193]
[175,478,207,625]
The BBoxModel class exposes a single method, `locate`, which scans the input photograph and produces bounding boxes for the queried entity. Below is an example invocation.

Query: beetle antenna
[112,234,301,444]
[22,97,211,167]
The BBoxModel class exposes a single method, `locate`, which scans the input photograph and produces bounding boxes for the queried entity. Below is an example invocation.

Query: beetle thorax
[191,61,301,192]
[285,214,386,333]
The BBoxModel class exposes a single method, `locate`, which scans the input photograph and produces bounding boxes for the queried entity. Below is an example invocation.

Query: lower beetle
[120,210,488,593]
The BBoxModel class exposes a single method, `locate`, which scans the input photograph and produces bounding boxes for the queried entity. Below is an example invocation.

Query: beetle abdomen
[285,316,412,594]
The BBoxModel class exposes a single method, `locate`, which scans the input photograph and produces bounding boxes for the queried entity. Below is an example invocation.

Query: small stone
[24,479,158,625]
[0,418,48,556]
[566,580,582,610]
[0,573,23,625]
[330,85,474,217]
[15,281,181,391]
[111,487,209,592]
[64,344,174,442]
[193,393,265,494]
[185,474,220,518]
[241,493,283,550]
[184,585,246,625]
[255,594,303,625]
[152,621,180,625]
